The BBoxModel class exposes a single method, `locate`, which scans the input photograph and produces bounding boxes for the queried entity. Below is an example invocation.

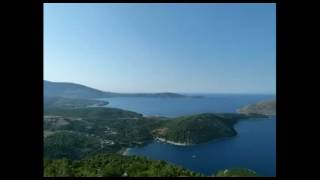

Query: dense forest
[44,153,258,177]
[154,113,262,144]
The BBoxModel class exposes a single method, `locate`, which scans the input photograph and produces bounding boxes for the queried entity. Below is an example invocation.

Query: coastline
[155,137,192,146]
[121,148,131,156]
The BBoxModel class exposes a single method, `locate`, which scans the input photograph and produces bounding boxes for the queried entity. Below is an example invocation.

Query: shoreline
[121,148,131,156]
[155,137,192,146]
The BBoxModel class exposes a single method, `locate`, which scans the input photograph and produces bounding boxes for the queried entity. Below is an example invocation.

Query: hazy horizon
[44,79,275,95]
[44,3,276,94]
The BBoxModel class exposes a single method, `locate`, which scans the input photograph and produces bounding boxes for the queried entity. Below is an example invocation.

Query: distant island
[237,99,276,116]
[44,80,203,99]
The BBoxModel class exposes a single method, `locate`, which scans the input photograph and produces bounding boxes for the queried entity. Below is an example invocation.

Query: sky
[44,3,276,94]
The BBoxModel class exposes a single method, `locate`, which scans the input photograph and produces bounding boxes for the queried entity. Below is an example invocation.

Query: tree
[102,164,122,176]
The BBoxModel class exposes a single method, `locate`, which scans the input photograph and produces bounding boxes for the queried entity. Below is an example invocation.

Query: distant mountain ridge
[44,80,117,98]
[44,80,199,99]
[44,96,108,109]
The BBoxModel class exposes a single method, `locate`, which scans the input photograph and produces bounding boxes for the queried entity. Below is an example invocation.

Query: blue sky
[44,3,276,94]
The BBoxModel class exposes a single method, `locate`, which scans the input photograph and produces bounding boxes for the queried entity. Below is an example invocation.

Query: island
[237,99,276,116]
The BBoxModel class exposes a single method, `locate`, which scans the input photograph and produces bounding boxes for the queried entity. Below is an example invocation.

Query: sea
[98,94,276,176]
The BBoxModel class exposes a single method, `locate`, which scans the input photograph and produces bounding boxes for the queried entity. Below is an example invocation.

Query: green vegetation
[44,153,260,177]
[153,113,266,144]
[44,153,203,177]
[44,131,103,160]
[44,106,143,121]
[44,107,167,159]
[43,98,266,176]
[44,106,267,159]
[237,99,276,116]
[154,113,237,144]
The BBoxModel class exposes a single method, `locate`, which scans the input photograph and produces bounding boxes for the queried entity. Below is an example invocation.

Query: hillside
[44,153,260,177]
[44,107,166,159]
[44,80,196,98]
[44,96,108,109]
[44,80,118,98]
[153,113,266,145]
[237,99,276,116]
[44,153,203,177]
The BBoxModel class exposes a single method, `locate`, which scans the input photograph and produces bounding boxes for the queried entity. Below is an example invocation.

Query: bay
[98,94,276,176]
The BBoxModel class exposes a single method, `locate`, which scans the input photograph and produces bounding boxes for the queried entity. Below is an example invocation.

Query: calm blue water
[99,94,275,117]
[98,94,276,176]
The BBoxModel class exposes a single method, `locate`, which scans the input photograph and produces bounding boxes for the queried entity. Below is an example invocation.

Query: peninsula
[44,80,203,99]
[237,99,276,116]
